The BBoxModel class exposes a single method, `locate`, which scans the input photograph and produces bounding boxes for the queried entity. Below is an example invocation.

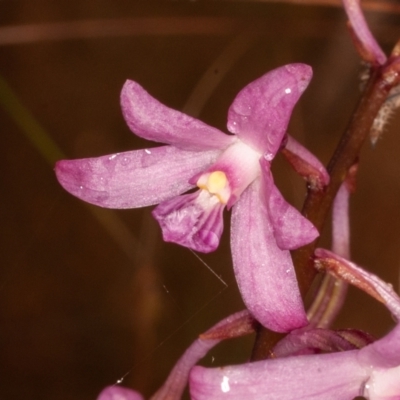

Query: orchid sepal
[231,177,308,332]
[121,80,236,151]
[282,135,330,190]
[262,158,319,250]
[55,146,221,209]
[227,64,313,156]
[343,0,387,65]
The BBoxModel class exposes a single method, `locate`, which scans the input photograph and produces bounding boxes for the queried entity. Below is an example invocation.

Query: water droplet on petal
[285,88,292,94]
[145,149,151,154]
[221,376,230,393]
[264,153,274,161]
[108,154,117,160]
[362,381,370,398]
[120,156,131,166]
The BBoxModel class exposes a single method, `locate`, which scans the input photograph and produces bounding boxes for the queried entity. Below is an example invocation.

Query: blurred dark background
[0,1,400,399]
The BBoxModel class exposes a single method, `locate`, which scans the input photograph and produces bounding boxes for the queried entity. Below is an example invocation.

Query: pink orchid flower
[55,64,318,331]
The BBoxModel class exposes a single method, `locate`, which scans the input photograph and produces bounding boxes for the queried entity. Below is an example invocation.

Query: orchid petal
[152,190,224,253]
[199,310,255,341]
[268,182,319,249]
[230,178,308,332]
[283,135,330,190]
[121,80,236,151]
[151,310,251,400]
[189,350,367,400]
[315,249,400,367]
[55,146,221,208]
[151,338,220,400]
[366,364,400,400]
[262,159,319,250]
[343,0,387,65]
[227,64,312,156]
[315,248,400,321]
[97,386,144,400]
[360,323,400,369]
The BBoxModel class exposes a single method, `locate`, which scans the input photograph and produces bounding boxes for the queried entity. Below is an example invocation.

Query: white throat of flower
[195,140,262,208]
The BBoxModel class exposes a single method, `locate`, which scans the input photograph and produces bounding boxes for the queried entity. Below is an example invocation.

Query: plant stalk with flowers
[55,0,400,398]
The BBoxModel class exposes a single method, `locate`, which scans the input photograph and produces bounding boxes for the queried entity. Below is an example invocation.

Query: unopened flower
[56,64,319,331]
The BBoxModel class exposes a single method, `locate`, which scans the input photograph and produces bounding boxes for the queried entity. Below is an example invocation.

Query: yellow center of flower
[197,171,229,204]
